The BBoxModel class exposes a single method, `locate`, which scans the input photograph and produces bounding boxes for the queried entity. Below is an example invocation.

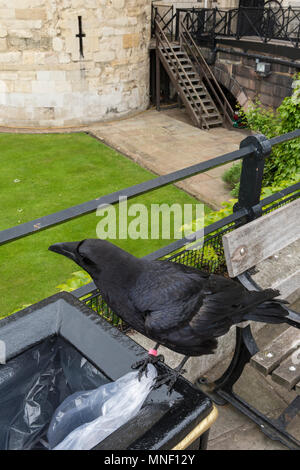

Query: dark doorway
[238,0,265,37]
[150,50,177,106]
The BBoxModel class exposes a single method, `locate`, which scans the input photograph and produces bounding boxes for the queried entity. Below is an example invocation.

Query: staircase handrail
[180,19,235,126]
[155,19,209,127]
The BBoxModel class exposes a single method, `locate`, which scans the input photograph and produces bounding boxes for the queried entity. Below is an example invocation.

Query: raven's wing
[189,274,284,337]
[129,261,208,335]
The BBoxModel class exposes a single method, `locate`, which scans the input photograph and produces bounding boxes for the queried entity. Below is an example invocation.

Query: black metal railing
[151,5,300,48]
[180,6,300,48]
[151,3,176,40]
[1,130,299,324]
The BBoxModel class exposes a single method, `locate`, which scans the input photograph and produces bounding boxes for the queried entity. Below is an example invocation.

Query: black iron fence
[1,130,299,324]
[151,3,175,39]
[152,5,300,48]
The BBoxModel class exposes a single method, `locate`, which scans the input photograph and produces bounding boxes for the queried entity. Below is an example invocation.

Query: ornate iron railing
[151,3,176,40]
[180,6,300,48]
[151,4,300,48]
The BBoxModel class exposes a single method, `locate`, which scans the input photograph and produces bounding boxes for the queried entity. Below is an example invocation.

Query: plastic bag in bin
[47,364,157,450]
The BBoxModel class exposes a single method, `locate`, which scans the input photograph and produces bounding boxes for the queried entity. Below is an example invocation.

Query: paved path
[88,107,250,209]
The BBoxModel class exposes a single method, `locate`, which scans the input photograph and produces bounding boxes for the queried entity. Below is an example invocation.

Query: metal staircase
[155,19,234,130]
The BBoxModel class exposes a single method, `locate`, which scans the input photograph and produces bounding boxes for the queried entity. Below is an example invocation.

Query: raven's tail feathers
[241,288,289,324]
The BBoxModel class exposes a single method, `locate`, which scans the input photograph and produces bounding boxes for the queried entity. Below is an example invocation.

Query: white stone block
[32,80,56,93]
[7,92,25,107]
[52,37,64,52]
[0,72,18,80]
[0,51,22,63]
[50,70,66,81]
[58,52,71,63]
[55,81,72,93]
[0,9,15,18]
[36,71,51,81]
[0,92,7,104]
[94,49,116,63]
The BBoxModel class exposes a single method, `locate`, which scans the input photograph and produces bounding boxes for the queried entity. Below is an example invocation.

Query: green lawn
[0,132,210,317]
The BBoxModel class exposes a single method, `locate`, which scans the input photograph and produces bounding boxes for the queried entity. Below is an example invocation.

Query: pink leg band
[148,348,158,357]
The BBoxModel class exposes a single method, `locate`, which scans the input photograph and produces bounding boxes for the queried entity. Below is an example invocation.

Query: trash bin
[0,292,217,450]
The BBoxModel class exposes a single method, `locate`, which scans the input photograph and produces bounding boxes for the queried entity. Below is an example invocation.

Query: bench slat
[222,198,300,278]
[272,349,300,390]
[249,239,300,302]
[250,327,300,375]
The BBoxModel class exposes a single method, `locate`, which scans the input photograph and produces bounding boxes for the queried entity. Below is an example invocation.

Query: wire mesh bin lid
[0,292,213,450]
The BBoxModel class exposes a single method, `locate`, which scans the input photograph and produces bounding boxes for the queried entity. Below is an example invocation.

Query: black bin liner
[0,337,109,450]
[0,292,213,450]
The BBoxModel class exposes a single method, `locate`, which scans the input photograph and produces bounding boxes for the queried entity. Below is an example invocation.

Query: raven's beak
[48,242,80,262]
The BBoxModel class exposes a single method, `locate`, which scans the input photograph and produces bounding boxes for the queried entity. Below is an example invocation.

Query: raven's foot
[153,366,187,394]
[152,356,190,394]
[131,353,165,380]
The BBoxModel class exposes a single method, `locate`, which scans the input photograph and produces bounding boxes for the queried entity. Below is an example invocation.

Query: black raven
[49,239,289,390]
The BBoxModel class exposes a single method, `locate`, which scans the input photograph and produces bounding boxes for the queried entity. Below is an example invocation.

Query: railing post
[236,6,241,40]
[171,5,174,41]
[155,24,161,112]
[175,9,179,40]
[234,134,272,221]
[297,9,300,48]
[213,7,217,41]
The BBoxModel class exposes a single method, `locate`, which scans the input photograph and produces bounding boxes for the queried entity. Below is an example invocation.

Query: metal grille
[82,290,127,331]
[166,225,233,274]
[261,190,299,215]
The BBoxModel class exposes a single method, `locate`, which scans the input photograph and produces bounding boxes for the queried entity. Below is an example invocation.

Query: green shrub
[222,162,242,190]
[243,74,300,185]
[223,76,300,195]
[56,270,92,292]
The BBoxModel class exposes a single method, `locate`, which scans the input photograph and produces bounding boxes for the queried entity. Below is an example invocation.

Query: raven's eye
[81,256,93,265]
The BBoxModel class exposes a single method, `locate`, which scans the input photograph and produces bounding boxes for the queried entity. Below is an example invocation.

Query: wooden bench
[223,197,300,396]
[204,197,300,449]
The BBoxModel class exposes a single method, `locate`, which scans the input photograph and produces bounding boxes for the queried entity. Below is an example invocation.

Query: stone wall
[0,0,151,127]
[213,46,296,109]
[152,0,239,8]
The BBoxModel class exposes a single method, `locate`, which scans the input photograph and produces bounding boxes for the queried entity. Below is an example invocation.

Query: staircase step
[205,113,220,118]
[171,68,194,76]
[184,87,205,94]
[206,118,223,127]
[190,101,205,106]
[180,65,193,70]
[187,93,207,100]
[166,51,187,58]
[167,59,190,67]
[180,86,204,93]
[178,70,196,76]
[183,85,204,91]
[180,79,202,85]
[164,51,188,58]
